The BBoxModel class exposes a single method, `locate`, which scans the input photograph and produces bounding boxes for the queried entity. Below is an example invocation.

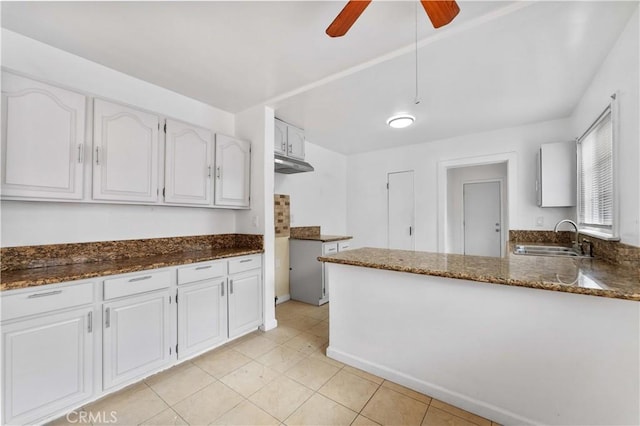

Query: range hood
[274,153,314,174]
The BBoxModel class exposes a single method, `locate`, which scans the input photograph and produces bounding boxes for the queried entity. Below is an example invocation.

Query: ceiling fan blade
[326,0,372,38]
[420,0,460,28]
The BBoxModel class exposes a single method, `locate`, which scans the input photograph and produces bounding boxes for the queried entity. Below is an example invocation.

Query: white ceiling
[2,1,638,154]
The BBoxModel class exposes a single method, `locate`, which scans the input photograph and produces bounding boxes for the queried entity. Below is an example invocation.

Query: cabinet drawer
[228,255,262,274]
[177,261,226,285]
[104,270,171,300]
[323,243,338,255]
[338,241,351,251]
[1,282,94,322]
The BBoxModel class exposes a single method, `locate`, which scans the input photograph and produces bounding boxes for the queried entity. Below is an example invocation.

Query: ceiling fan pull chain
[414,0,421,105]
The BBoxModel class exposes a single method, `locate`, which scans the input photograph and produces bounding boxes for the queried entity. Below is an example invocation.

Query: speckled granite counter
[0,247,263,291]
[1,234,264,292]
[319,247,640,301]
[291,235,352,242]
[289,226,351,243]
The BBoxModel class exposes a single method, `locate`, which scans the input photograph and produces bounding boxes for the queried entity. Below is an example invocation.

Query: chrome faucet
[553,219,580,251]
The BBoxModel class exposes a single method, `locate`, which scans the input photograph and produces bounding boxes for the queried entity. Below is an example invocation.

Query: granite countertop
[319,247,640,301]
[0,247,263,292]
[290,235,352,243]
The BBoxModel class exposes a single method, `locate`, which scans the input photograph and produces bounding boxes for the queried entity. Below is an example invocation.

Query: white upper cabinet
[92,99,159,203]
[274,119,287,156]
[536,141,576,207]
[274,118,306,160]
[214,134,251,208]
[286,124,305,160]
[164,119,213,205]
[1,72,86,200]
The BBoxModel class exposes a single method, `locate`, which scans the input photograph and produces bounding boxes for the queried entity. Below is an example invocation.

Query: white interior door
[388,171,415,250]
[463,181,502,257]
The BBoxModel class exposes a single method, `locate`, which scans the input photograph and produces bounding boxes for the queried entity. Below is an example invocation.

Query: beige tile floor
[49,300,501,426]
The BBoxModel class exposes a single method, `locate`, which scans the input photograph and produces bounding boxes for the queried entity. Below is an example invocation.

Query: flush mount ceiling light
[387,114,415,129]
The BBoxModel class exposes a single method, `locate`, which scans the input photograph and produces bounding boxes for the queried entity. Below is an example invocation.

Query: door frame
[387,170,415,250]
[462,178,505,257]
[437,152,517,253]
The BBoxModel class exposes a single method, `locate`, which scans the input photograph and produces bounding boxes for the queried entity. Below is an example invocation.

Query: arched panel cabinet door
[213,134,251,208]
[1,72,86,200]
[92,99,159,203]
[164,119,213,205]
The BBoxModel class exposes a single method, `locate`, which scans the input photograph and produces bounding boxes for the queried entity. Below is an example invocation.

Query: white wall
[327,263,640,425]
[347,118,574,251]
[274,142,348,235]
[235,105,277,331]
[570,9,639,247]
[1,30,238,247]
[447,163,508,254]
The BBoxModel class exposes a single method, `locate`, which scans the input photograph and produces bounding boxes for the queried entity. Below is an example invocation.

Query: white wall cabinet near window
[228,256,263,339]
[177,261,228,359]
[536,141,576,207]
[0,282,95,426]
[274,118,305,160]
[1,72,86,200]
[93,99,160,203]
[290,238,351,305]
[102,271,172,390]
[214,134,251,207]
[164,119,213,206]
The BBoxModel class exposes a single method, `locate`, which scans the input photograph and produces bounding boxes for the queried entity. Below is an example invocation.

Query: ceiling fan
[326,0,460,37]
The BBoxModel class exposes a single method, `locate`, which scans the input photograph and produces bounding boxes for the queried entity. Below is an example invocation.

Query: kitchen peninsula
[319,247,640,426]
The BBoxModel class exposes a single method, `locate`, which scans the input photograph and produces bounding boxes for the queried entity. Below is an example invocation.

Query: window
[577,97,618,239]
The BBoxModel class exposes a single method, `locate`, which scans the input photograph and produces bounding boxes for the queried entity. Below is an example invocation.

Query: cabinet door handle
[216,166,221,179]
[230,279,234,294]
[239,259,252,263]
[105,307,111,328]
[195,265,212,270]
[221,281,225,297]
[95,146,100,165]
[128,275,152,282]
[208,165,212,177]
[28,290,62,299]
[88,311,93,333]
[409,226,412,236]
[77,143,84,163]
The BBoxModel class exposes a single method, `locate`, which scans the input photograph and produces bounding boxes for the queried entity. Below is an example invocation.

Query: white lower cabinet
[102,268,173,390]
[0,254,263,424]
[177,278,228,359]
[228,269,262,339]
[1,306,94,425]
[102,289,172,390]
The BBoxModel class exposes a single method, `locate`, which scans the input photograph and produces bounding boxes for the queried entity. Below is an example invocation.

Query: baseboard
[327,346,536,426]
[275,294,290,304]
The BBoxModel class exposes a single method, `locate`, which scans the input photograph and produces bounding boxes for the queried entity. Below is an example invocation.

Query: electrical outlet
[290,214,295,224]
[252,215,259,227]
[536,216,544,227]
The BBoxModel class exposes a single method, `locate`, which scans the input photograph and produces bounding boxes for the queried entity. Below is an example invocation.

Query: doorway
[463,180,502,257]
[438,154,514,254]
[388,171,415,250]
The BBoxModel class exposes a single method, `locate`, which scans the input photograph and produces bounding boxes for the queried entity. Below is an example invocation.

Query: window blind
[577,106,613,232]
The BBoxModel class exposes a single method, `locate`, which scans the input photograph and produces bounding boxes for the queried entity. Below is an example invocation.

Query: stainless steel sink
[513,244,589,258]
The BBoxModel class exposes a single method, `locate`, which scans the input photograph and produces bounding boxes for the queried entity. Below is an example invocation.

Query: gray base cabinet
[290,239,351,305]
